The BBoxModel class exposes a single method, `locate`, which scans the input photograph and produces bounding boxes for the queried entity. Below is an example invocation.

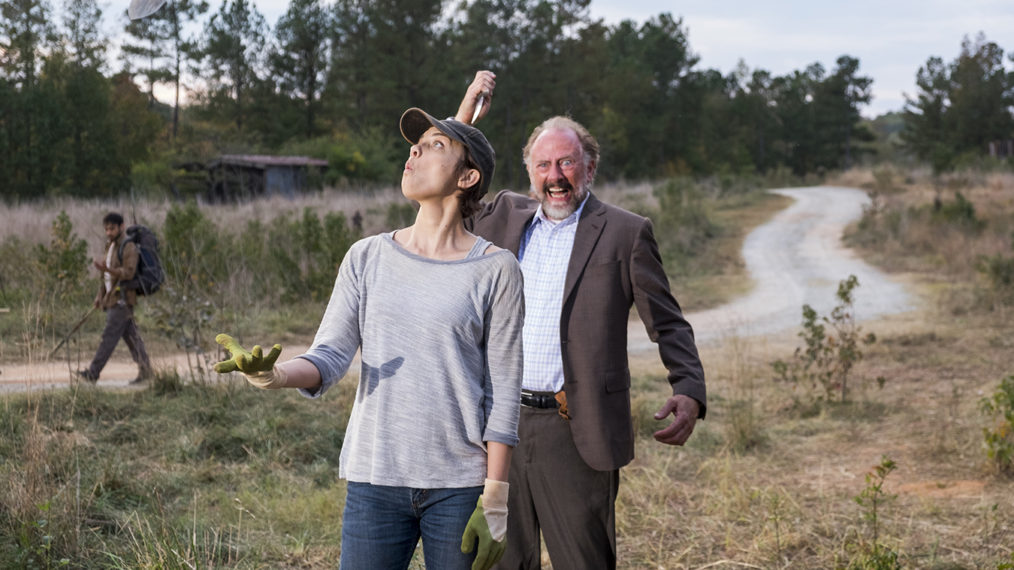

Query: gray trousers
[87,302,152,379]
[495,406,619,570]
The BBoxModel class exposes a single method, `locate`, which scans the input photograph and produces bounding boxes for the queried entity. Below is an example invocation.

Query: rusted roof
[211,155,329,169]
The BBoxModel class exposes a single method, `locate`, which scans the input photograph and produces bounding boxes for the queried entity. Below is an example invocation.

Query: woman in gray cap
[214,108,522,570]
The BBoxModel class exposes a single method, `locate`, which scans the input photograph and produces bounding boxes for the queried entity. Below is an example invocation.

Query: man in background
[458,71,707,570]
[75,212,153,385]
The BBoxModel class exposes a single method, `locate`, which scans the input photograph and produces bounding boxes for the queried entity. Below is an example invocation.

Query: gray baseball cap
[399,107,495,196]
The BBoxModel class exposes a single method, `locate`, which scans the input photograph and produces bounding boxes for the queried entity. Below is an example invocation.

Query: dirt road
[3,185,914,391]
[629,185,914,353]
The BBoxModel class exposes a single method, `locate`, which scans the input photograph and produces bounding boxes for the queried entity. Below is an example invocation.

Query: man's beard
[531,178,589,221]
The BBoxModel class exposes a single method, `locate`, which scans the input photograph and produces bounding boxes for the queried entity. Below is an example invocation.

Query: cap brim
[399,107,467,147]
[400,108,435,145]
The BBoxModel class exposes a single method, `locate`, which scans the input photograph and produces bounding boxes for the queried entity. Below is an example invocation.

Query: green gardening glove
[461,479,508,570]
[214,333,287,389]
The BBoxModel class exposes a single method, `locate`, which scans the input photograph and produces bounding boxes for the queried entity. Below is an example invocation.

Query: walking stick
[52,256,124,359]
[49,305,99,359]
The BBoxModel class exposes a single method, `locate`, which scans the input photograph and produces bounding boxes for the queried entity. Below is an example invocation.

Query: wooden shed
[988,140,1014,159]
[207,155,329,201]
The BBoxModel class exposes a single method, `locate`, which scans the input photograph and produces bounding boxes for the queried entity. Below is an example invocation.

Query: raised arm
[455,70,497,124]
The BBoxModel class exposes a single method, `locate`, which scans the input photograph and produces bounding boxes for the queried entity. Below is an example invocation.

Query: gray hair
[522,116,600,180]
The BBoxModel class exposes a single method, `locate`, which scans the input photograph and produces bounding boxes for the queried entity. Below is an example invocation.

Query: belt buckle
[521,390,558,409]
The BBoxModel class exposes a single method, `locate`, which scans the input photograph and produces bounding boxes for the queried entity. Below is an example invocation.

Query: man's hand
[213,333,287,389]
[93,259,109,273]
[461,479,508,570]
[653,394,700,445]
[455,70,496,125]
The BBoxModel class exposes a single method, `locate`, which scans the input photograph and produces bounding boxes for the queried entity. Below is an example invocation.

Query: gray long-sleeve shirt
[297,232,524,488]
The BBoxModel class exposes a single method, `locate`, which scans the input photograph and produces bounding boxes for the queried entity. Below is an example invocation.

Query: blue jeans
[339,481,483,570]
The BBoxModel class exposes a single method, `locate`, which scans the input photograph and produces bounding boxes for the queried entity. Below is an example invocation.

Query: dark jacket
[467,190,707,471]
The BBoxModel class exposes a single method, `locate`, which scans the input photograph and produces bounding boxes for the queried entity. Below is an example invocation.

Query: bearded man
[458,71,707,570]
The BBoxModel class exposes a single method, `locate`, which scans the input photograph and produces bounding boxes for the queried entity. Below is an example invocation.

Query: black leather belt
[521,390,560,409]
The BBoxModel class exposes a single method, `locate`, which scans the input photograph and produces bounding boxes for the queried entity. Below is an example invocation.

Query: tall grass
[0,185,404,247]
[1,177,782,359]
[1,375,357,567]
[841,168,1014,313]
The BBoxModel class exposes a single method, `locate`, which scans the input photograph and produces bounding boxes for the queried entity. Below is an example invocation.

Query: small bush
[385,202,416,230]
[772,275,883,407]
[265,207,360,302]
[163,201,222,286]
[870,165,903,194]
[847,456,902,569]
[932,191,985,233]
[652,177,720,273]
[977,254,1014,305]
[280,127,402,185]
[35,211,89,300]
[725,398,767,452]
[980,375,1014,474]
[12,502,71,569]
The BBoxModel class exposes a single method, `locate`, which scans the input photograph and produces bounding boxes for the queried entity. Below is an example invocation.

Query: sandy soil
[3,186,916,392]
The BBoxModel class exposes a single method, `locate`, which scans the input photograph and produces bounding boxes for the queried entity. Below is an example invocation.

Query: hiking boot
[129,368,156,385]
[74,369,98,383]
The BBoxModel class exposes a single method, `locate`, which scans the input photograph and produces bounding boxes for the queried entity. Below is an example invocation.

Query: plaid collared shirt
[518,197,589,392]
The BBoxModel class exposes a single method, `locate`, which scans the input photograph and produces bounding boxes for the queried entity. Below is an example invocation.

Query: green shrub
[147,282,218,377]
[163,201,225,286]
[725,398,767,452]
[34,211,89,300]
[870,165,902,194]
[932,191,984,233]
[264,207,360,302]
[847,456,902,569]
[385,202,416,230]
[0,213,92,346]
[772,275,883,407]
[977,254,1014,305]
[280,127,402,185]
[980,375,1014,474]
[652,177,720,272]
[130,159,174,198]
[12,502,71,569]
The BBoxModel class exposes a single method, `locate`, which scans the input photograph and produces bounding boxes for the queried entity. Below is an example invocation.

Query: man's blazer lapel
[505,199,539,257]
[564,194,607,303]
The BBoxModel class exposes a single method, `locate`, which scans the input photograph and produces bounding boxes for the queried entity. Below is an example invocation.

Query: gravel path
[629,185,915,351]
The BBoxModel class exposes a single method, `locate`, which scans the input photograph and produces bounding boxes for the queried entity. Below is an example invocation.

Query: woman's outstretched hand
[214,333,287,389]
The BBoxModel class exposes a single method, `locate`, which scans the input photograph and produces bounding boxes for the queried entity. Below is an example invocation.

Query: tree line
[2,0,1012,200]
[902,32,1014,173]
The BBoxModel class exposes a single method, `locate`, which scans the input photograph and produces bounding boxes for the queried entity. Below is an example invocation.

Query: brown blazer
[467,190,707,471]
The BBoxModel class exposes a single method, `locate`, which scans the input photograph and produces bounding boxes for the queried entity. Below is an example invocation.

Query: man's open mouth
[546,186,571,199]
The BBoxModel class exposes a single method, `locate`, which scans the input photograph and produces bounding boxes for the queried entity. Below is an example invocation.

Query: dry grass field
[618,302,1013,568]
[2,170,1013,568]
[0,185,405,259]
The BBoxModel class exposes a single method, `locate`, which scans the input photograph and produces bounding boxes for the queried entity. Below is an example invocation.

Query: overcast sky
[589,0,1014,117]
[133,0,1014,118]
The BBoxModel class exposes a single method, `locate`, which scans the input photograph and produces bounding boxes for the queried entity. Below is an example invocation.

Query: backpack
[117,225,165,296]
